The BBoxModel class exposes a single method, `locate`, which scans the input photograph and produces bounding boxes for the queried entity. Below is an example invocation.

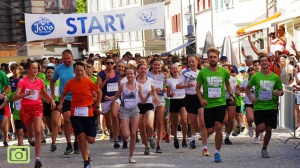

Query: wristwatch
[95,105,100,109]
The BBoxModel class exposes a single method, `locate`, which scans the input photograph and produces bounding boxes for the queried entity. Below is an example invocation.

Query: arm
[95,88,102,106]
[0,99,10,110]
[166,85,174,98]
[104,85,122,101]
[57,91,67,112]
[225,81,235,103]
[97,73,110,89]
[14,87,31,101]
[196,82,207,107]
[138,84,151,104]
[41,88,56,109]
[151,85,159,105]
[294,68,300,85]
[248,35,260,56]
[0,85,11,100]
[50,78,57,99]
[291,41,300,59]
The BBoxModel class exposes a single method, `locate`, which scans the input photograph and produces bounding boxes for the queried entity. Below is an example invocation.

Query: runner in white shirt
[166,64,188,149]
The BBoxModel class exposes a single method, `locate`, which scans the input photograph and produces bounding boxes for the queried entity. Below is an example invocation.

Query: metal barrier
[279,85,300,148]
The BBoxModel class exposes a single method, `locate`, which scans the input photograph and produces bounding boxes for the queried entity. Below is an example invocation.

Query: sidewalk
[1,129,300,168]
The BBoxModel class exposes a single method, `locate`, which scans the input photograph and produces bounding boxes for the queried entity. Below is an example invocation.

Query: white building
[86,0,166,57]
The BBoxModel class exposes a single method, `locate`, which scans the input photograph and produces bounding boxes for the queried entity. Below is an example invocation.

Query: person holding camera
[279,55,294,85]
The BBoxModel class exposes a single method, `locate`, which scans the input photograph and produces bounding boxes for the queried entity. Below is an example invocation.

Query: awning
[244,10,300,33]
[161,40,195,56]
[237,12,281,36]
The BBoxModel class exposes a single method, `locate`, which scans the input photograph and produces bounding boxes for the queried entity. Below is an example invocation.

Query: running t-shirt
[120,83,139,109]
[166,77,185,99]
[17,77,45,106]
[0,70,9,93]
[52,63,75,101]
[44,79,60,102]
[98,70,120,102]
[37,73,46,81]
[247,71,283,111]
[225,76,237,99]
[178,68,200,95]
[64,77,99,117]
[146,71,165,96]
[196,67,230,108]
[8,92,21,120]
[9,76,22,92]
[240,78,255,104]
[137,77,154,103]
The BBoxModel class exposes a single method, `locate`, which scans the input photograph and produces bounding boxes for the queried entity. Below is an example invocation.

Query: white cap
[203,53,208,59]
[268,52,274,57]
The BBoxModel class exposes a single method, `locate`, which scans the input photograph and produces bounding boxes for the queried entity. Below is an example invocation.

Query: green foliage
[76,0,87,13]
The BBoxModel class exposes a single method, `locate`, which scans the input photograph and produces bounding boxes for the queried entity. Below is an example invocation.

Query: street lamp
[224,0,232,9]
[184,12,191,24]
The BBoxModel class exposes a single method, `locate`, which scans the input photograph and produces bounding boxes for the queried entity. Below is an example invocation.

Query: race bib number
[259,91,272,100]
[15,100,21,111]
[124,99,137,109]
[208,88,221,98]
[74,107,89,117]
[107,83,118,92]
[24,89,38,100]
[174,89,185,97]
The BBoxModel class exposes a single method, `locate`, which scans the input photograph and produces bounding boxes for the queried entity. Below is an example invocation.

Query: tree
[76,0,87,13]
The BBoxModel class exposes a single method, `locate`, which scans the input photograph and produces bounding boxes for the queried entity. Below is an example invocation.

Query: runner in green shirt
[246,55,283,158]
[0,92,25,146]
[196,47,234,163]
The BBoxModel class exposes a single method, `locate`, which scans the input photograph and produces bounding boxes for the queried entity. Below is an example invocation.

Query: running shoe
[189,140,196,149]
[28,139,35,147]
[214,153,222,163]
[174,139,179,149]
[224,137,232,145]
[156,146,162,153]
[144,147,150,155]
[3,141,8,147]
[203,148,210,156]
[83,162,91,168]
[182,139,188,148]
[254,137,260,144]
[50,143,57,152]
[248,127,254,137]
[261,149,270,158]
[64,144,73,155]
[122,141,128,149]
[100,134,107,140]
[41,138,46,144]
[113,141,120,148]
[243,128,249,136]
[232,128,240,136]
[74,142,80,154]
[129,157,136,163]
[34,158,42,168]
[148,138,155,149]
[165,134,170,143]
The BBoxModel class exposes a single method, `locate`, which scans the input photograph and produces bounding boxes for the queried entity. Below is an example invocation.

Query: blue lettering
[104,15,117,32]
[88,16,104,33]
[116,14,125,30]
[66,18,77,34]
[77,17,88,33]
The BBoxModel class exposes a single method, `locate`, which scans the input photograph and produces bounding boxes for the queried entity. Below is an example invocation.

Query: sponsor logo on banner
[31,17,55,36]
[137,8,157,26]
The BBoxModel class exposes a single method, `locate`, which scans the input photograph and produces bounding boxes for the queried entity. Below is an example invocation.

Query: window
[123,32,129,41]
[137,31,142,40]
[116,33,123,41]
[171,14,181,33]
[130,31,136,41]
[219,0,224,10]
[198,0,211,11]
[215,0,218,11]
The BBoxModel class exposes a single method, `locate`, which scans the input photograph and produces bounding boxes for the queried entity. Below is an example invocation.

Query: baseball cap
[238,67,246,72]
[135,53,141,57]
[220,56,228,62]
[268,52,274,57]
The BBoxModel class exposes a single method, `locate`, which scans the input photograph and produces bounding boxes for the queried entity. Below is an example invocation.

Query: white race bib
[153,80,163,90]
[107,83,118,92]
[74,107,89,117]
[47,86,59,96]
[124,99,137,109]
[208,88,221,98]
[174,89,185,97]
[259,91,272,100]
[15,100,21,111]
[24,89,38,100]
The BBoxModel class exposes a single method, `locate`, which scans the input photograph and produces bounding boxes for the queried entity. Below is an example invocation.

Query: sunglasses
[106,62,114,65]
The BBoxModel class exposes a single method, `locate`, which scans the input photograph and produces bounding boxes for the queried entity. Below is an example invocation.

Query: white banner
[25,2,164,42]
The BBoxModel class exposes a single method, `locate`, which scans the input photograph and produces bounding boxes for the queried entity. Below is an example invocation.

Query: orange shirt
[64,77,99,117]
[273,63,281,77]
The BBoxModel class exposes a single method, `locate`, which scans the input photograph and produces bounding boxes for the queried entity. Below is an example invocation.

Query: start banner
[25,2,164,42]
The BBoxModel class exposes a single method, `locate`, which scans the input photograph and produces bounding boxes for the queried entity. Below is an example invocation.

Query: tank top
[121,82,139,109]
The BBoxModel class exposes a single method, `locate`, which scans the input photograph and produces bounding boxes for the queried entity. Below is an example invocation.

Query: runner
[196,47,235,162]
[245,55,283,158]
[166,63,188,149]
[51,49,79,154]
[97,56,121,148]
[136,63,158,155]
[58,61,102,168]
[176,55,201,149]
[14,60,56,168]
[105,66,150,163]
[146,58,166,153]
